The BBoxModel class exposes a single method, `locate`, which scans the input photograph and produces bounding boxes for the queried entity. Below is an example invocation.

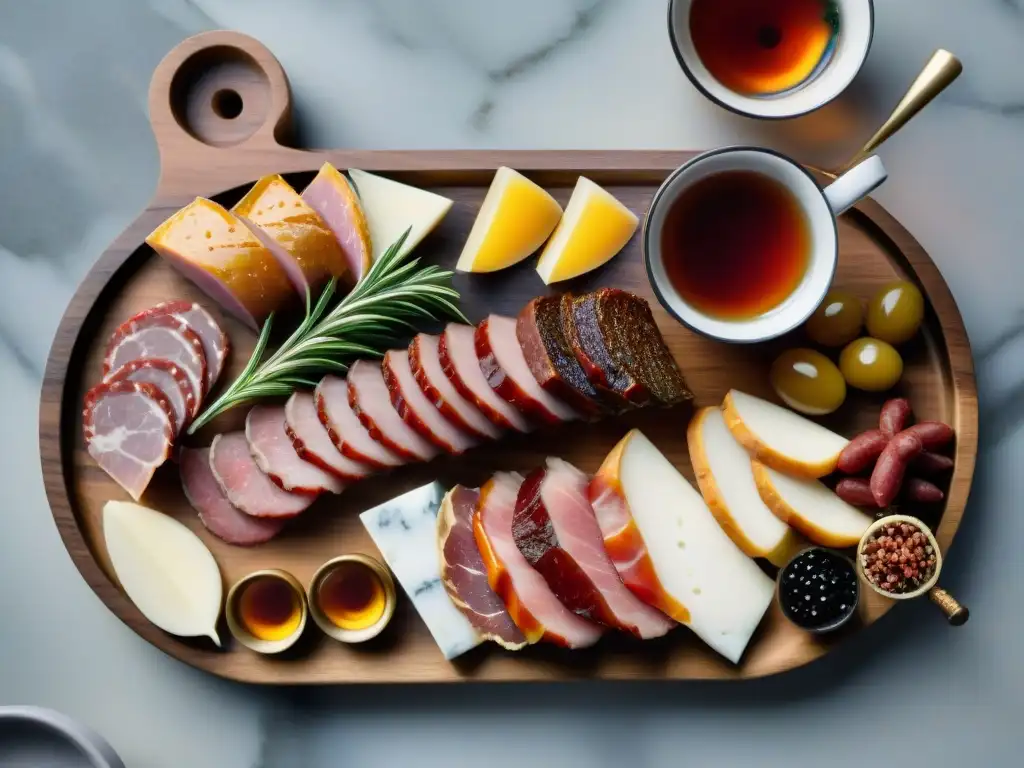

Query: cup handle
[823,156,888,216]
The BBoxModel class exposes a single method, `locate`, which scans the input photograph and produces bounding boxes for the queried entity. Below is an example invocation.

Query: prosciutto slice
[347,360,438,462]
[438,485,527,649]
[512,459,674,639]
[284,391,372,482]
[181,448,285,546]
[209,432,313,518]
[245,405,344,495]
[409,333,501,440]
[315,375,404,469]
[472,472,602,648]
[105,358,198,435]
[83,380,174,501]
[104,314,207,402]
[439,323,530,433]
[151,300,229,390]
[475,315,577,425]
[383,349,477,454]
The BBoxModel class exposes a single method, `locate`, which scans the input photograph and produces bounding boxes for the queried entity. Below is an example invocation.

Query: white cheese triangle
[348,169,453,259]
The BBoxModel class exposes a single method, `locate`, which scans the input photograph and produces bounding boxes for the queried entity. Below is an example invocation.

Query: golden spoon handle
[843,49,963,171]
[929,586,970,626]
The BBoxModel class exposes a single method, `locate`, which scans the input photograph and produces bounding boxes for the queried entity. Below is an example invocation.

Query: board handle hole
[211,88,243,120]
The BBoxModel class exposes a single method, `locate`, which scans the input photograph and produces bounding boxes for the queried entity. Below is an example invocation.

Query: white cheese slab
[348,169,453,260]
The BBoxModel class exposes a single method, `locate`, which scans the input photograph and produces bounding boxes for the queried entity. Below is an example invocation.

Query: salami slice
[104,314,207,402]
[149,300,229,390]
[209,432,314,519]
[104,358,199,434]
[83,380,174,501]
[245,404,344,495]
[284,391,372,482]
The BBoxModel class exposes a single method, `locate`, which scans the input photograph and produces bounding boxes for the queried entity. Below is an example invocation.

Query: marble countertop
[1,0,1021,765]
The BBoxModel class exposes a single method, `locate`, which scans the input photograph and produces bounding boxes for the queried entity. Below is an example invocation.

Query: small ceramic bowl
[0,706,125,767]
[856,515,942,599]
[307,554,397,644]
[776,546,860,634]
[225,568,308,654]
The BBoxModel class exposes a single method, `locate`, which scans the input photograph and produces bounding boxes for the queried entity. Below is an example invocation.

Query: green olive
[805,290,863,347]
[770,348,847,415]
[839,338,904,392]
[866,280,924,345]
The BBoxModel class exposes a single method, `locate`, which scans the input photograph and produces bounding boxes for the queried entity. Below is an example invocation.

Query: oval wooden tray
[39,32,977,684]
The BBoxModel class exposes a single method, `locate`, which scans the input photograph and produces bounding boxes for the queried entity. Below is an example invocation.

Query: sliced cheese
[535,176,638,284]
[348,169,453,260]
[688,407,806,566]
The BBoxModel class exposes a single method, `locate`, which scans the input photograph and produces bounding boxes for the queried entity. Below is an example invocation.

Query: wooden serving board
[39,32,977,684]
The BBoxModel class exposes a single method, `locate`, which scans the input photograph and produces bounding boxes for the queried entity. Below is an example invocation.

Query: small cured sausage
[284,391,372,483]
[150,300,229,390]
[902,477,945,503]
[837,429,889,474]
[104,358,198,435]
[104,314,207,402]
[315,375,404,469]
[245,405,344,495]
[209,432,314,519]
[437,485,527,650]
[180,448,285,546]
[913,451,955,476]
[409,333,501,441]
[475,315,577,425]
[835,477,878,507]
[348,360,439,462]
[879,398,911,438]
[904,422,955,451]
[870,431,924,507]
[83,380,175,501]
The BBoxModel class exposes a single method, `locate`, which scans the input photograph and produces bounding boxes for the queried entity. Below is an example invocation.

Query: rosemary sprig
[187,229,467,433]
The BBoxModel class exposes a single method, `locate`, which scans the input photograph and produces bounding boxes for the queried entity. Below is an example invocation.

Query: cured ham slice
[245,405,344,495]
[517,296,603,416]
[475,315,577,425]
[284,391,372,482]
[302,163,373,280]
[209,432,314,519]
[409,333,501,441]
[472,472,602,648]
[104,314,207,403]
[315,375,404,469]
[439,324,530,433]
[180,448,285,546]
[83,380,174,501]
[512,459,674,639]
[438,485,527,649]
[383,349,477,454]
[347,360,438,463]
[233,174,351,300]
[105,358,197,435]
[149,300,229,391]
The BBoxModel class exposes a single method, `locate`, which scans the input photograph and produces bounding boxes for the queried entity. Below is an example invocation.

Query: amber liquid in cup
[235,575,303,641]
[661,170,810,320]
[316,561,386,631]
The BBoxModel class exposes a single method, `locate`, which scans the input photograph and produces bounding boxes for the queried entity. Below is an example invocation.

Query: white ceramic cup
[643,146,887,343]
[668,0,874,119]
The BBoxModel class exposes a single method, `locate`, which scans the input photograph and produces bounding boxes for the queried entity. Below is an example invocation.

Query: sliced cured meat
[472,472,603,648]
[83,380,174,501]
[104,358,197,435]
[439,324,531,433]
[245,405,344,495]
[302,163,373,280]
[512,459,674,639]
[409,333,501,441]
[383,349,477,454]
[560,293,634,412]
[315,375,404,469]
[347,360,438,463]
[516,296,603,416]
[438,485,528,649]
[209,432,314,519]
[475,315,577,425]
[593,289,692,407]
[284,391,372,482]
[104,314,207,402]
[233,174,351,300]
[145,198,297,331]
[180,448,285,546]
[149,300,229,391]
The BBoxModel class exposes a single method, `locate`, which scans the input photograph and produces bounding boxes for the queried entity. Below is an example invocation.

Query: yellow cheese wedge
[348,169,453,260]
[535,177,639,284]
[456,167,562,273]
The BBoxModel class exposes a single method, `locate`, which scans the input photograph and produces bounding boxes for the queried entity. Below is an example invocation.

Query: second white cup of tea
[643,147,886,344]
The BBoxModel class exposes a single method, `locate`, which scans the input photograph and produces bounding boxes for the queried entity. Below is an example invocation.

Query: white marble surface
[1,0,1021,765]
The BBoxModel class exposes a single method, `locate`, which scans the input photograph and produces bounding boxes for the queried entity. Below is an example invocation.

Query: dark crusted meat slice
[560,293,634,411]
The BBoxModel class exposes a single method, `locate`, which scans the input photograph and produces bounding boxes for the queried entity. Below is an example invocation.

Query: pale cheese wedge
[752,461,874,548]
[723,389,849,478]
[455,167,562,273]
[598,429,774,663]
[535,176,638,284]
[688,407,806,566]
[348,169,453,260]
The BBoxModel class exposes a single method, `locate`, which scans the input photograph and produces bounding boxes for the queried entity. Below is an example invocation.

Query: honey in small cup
[225,569,307,654]
[308,555,396,644]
